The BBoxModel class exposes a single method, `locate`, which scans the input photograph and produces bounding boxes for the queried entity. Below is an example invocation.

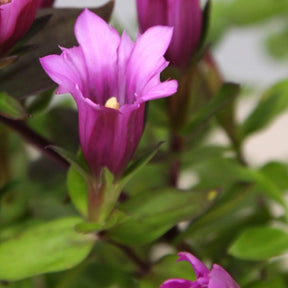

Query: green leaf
[26,89,54,114]
[229,226,288,260]
[67,166,88,217]
[119,142,163,187]
[183,82,240,134]
[246,276,287,288]
[0,217,95,281]
[75,210,129,233]
[0,92,27,119]
[49,146,89,180]
[260,162,288,191]
[0,2,115,98]
[209,0,288,43]
[265,24,288,60]
[108,188,218,246]
[241,80,288,138]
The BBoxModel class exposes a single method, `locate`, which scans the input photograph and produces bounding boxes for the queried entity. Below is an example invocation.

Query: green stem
[87,180,104,223]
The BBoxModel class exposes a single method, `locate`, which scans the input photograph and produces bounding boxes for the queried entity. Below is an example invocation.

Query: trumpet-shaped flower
[40,9,177,179]
[137,0,202,69]
[0,0,38,56]
[160,252,240,288]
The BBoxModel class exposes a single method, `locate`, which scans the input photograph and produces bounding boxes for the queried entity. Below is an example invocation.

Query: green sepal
[75,210,129,234]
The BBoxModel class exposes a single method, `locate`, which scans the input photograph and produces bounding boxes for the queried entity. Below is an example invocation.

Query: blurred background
[54,0,288,165]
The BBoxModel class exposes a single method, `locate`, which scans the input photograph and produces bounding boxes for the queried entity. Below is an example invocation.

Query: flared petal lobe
[0,0,38,56]
[40,9,177,178]
[137,0,202,69]
[160,252,240,288]
[209,265,240,288]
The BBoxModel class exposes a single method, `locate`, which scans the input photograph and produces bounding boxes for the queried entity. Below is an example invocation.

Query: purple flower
[136,0,202,69]
[160,252,240,288]
[38,0,55,8]
[0,0,38,56]
[40,9,177,179]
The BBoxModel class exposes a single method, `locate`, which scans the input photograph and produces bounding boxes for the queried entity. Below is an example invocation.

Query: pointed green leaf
[26,89,54,114]
[75,210,130,233]
[241,79,288,138]
[183,82,240,134]
[119,142,163,187]
[229,226,288,260]
[0,92,27,119]
[108,188,218,246]
[0,217,95,281]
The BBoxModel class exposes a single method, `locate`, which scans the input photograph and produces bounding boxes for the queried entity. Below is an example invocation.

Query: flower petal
[209,264,240,288]
[40,46,88,101]
[177,252,210,279]
[160,278,195,288]
[141,79,178,102]
[116,31,134,105]
[126,25,174,102]
[74,9,120,105]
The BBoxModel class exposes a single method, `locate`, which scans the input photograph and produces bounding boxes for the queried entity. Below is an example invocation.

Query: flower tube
[0,0,38,56]
[160,252,240,288]
[137,0,202,69]
[40,9,178,179]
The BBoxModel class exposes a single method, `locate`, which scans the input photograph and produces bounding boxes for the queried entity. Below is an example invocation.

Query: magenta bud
[0,0,38,56]
[137,0,202,69]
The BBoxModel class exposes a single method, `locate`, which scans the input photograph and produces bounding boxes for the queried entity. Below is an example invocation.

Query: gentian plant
[0,0,288,287]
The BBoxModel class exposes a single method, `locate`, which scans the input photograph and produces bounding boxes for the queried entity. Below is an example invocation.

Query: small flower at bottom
[160,252,240,288]
[40,9,178,179]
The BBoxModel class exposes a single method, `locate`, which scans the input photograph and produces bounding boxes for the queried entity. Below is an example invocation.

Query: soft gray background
[54,0,288,164]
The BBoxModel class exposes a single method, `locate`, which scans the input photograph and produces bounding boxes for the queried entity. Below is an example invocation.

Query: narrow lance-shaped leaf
[0,92,27,119]
[240,79,288,138]
[182,82,240,135]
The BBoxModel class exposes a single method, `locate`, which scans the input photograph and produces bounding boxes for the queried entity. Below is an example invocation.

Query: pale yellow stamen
[105,97,120,110]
